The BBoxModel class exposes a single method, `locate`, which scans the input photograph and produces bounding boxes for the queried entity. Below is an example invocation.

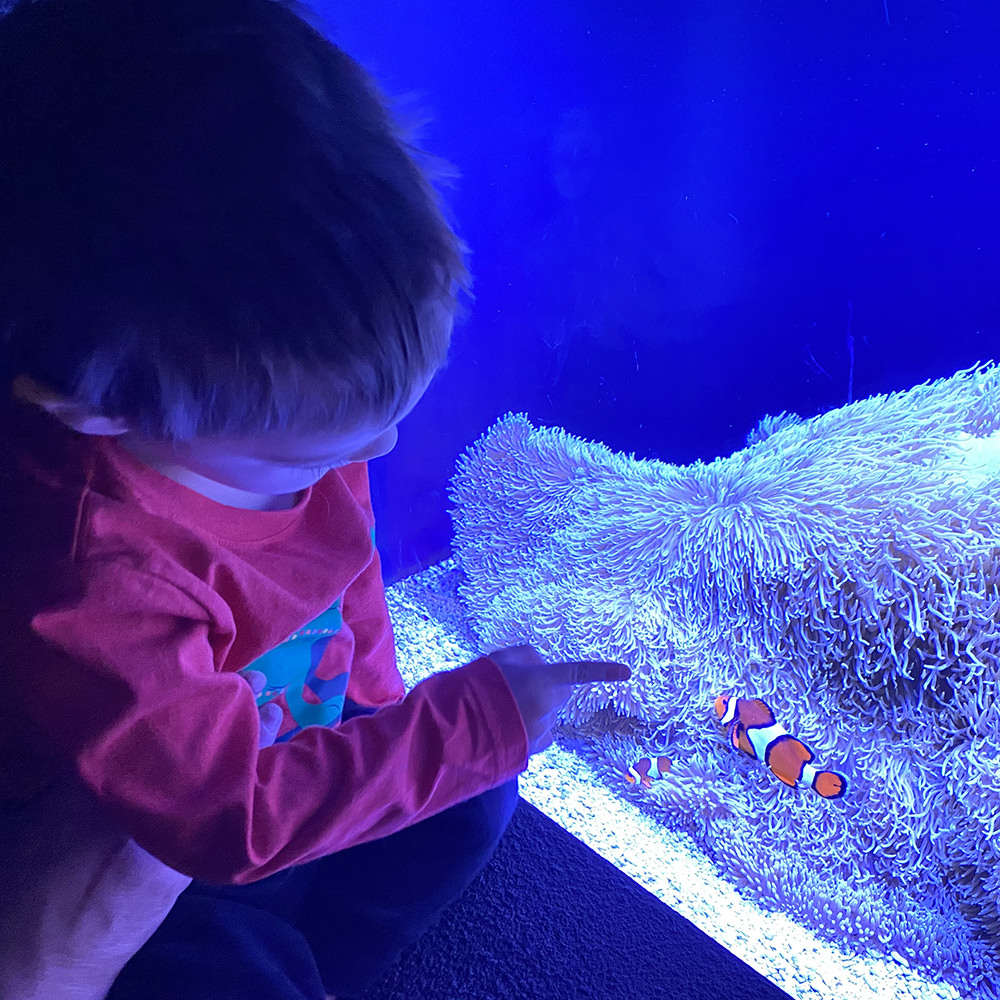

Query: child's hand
[486,644,631,756]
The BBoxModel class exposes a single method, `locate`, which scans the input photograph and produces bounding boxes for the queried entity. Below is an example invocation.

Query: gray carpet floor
[361,796,793,1000]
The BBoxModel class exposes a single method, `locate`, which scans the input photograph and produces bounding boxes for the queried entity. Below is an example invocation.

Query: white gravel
[385,558,980,1000]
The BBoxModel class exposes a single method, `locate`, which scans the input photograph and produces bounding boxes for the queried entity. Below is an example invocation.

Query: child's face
[114,377,430,510]
[13,371,432,511]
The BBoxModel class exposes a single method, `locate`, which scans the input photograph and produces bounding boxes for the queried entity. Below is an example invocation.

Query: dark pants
[107,713,520,999]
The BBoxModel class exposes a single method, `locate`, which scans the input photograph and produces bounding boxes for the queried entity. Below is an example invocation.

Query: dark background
[314,0,1000,584]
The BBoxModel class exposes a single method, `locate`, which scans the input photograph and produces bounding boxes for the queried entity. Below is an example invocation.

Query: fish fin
[814,770,848,799]
[729,721,742,750]
[743,698,778,728]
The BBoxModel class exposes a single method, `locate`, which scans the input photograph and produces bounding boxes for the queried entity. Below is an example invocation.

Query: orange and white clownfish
[624,755,672,789]
[714,695,848,799]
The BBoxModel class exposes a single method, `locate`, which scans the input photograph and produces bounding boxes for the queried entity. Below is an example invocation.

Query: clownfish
[714,695,848,799]
[625,755,672,789]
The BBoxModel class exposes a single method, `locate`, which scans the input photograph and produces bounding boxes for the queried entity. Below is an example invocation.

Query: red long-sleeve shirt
[0,395,528,885]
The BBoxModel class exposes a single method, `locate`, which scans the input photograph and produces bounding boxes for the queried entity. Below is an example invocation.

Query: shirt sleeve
[21,559,529,885]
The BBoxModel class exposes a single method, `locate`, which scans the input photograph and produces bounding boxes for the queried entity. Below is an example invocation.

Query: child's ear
[11,374,132,436]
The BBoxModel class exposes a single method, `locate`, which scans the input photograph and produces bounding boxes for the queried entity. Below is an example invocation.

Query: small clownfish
[625,755,672,790]
[714,695,848,800]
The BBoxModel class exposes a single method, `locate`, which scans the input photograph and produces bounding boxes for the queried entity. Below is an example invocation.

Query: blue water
[331,0,1000,582]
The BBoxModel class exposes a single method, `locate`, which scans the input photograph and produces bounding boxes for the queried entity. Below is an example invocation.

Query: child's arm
[17,561,528,886]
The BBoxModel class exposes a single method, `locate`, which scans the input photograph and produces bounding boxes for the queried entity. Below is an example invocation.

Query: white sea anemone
[450,363,1000,998]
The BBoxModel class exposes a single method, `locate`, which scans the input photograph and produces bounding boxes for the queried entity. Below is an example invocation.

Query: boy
[0,1,629,998]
